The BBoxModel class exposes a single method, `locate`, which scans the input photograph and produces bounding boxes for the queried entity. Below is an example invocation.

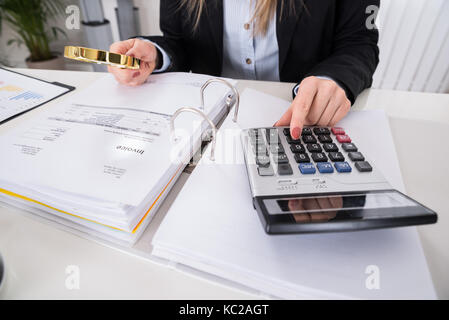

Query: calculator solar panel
[241,126,437,234]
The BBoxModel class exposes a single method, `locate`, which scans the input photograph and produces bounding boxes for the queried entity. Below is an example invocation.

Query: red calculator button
[336,135,351,143]
[331,127,345,135]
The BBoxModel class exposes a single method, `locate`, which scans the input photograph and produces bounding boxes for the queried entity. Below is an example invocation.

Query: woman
[108,0,379,139]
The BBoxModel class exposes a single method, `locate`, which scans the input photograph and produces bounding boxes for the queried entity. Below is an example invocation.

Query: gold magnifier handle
[64,46,141,70]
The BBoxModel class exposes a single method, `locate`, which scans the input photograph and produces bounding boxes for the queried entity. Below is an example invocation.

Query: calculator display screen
[262,190,432,224]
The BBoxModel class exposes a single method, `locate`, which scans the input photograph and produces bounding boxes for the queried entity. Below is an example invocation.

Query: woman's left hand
[275,76,351,139]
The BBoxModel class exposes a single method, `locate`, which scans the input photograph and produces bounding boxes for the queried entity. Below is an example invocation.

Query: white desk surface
[0,69,448,299]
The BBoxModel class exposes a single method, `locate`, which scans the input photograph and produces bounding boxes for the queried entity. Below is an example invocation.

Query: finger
[126,40,156,63]
[306,84,335,125]
[302,198,320,212]
[328,196,343,210]
[329,99,351,127]
[317,196,333,211]
[109,66,139,84]
[289,78,318,139]
[109,39,135,54]
[288,199,305,212]
[317,197,338,219]
[293,213,311,223]
[316,90,346,126]
[274,107,293,127]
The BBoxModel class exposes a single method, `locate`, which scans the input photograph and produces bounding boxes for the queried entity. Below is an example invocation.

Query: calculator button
[302,128,313,135]
[348,152,365,162]
[299,163,316,174]
[311,152,328,162]
[334,162,352,173]
[269,143,285,154]
[278,163,293,175]
[328,152,345,162]
[317,162,334,174]
[253,144,268,156]
[248,129,261,138]
[256,155,270,167]
[277,179,297,186]
[336,135,351,143]
[273,153,289,164]
[307,143,322,153]
[331,127,345,135]
[302,135,317,144]
[294,153,310,163]
[290,144,306,153]
[318,134,333,143]
[355,161,373,172]
[250,136,264,145]
[342,143,358,152]
[283,128,291,136]
[323,143,339,152]
[266,129,280,145]
[313,127,330,135]
[257,165,275,176]
[286,135,302,144]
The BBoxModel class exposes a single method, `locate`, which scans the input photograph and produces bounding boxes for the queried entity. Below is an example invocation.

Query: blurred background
[0,0,448,93]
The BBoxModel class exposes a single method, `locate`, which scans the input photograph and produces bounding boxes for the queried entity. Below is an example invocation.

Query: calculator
[241,126,437,234]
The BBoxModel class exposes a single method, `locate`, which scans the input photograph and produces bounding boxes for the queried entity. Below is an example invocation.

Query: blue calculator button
[299,163,316,174]
[317,162,334,174]
[334,161,352,173]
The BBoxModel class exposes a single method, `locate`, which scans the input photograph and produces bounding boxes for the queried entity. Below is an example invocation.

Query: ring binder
[171,78,240,161]
[0,253,4,293]
[170,107,218,161]
[200,78,240,123]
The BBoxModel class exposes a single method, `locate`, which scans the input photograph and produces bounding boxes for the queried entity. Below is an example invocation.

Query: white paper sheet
[152,88,436,299]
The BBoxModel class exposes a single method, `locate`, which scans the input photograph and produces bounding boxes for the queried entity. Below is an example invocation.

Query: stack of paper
[151,89,436,299]
[0,73,234,245]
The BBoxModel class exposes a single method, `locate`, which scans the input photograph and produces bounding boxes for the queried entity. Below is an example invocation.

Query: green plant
[0,0,67,62]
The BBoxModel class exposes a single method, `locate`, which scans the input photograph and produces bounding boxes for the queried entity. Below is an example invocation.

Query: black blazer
[143,0,379,103]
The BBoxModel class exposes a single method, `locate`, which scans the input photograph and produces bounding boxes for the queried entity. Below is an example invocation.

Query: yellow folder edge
[0,164,183,234]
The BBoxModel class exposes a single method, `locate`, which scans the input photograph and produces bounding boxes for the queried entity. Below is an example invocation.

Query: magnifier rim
[64,46,141,70]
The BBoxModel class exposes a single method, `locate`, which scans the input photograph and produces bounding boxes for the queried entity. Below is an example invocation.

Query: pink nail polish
[291,127,300,139]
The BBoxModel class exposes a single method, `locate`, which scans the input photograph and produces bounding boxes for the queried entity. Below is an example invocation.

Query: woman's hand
[108,39,158,86]
[275,76,351,139]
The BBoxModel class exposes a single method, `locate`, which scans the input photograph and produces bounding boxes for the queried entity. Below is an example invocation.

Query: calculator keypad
[249,126,373,177]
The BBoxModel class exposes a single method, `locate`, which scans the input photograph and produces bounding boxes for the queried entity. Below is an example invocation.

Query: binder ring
[170,107,217,161]
[200,79,240,123]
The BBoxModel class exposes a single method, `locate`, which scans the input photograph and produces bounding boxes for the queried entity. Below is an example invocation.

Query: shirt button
[244,23,250,30]
[246,58,252,65]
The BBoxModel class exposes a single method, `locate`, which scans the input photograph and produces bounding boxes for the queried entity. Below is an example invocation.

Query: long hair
[181,0,300,36]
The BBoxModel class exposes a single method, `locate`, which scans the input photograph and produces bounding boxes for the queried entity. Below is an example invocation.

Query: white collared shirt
[221,0,280,81]
[150,0,334,91]
[152,0,280,81]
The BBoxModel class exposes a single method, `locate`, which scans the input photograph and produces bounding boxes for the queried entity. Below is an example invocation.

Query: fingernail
[132,72,140,78]
[291,127,300,139]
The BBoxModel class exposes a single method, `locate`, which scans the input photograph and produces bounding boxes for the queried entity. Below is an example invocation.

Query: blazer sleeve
[303,0,380,104]
[138,0,188,72]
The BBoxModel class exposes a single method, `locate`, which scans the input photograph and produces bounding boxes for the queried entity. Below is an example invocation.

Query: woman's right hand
[108,38,158,86]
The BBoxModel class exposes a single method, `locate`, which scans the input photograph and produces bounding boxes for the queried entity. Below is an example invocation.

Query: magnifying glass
[64,46,141,70]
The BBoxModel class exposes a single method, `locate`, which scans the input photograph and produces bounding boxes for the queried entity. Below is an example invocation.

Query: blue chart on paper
[9,91,44,101]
